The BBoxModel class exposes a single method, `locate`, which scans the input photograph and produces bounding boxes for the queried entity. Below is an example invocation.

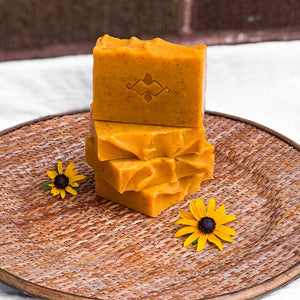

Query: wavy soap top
[94,34,206,58]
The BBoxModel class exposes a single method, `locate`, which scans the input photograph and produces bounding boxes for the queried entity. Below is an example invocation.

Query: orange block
[90,106,206,161]
[85,137,214,193]
[95,173,205,217]
[93,35,207,127]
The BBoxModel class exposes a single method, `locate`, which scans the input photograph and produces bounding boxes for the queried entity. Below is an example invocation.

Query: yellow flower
[174,198,236,252]
[43,161,86,199]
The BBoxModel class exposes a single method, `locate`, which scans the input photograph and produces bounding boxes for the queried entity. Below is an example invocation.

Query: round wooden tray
[0,110,299,300]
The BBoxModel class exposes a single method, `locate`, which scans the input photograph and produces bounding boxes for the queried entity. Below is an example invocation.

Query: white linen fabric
[0,41,299,299]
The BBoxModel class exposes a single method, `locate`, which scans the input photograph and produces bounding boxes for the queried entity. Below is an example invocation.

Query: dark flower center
[54,174,69,189]
[198,217,216,233]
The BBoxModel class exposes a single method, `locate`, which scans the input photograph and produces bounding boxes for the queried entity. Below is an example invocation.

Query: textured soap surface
[93,35,207,127]
[95,173,204,217]
[90,111,206,161]
[86,137,214,193]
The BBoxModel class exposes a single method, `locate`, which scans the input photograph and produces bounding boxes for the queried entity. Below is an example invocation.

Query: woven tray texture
[0,111,299,300]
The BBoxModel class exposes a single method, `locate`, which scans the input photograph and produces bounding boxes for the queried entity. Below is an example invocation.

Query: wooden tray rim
[0,109,299,300]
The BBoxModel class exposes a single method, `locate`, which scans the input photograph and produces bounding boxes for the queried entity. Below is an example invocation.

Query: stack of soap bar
[86,35,214,217]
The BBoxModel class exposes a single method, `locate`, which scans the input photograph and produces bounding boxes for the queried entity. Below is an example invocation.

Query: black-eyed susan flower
[42,161,85,199]
[174,198,236,252]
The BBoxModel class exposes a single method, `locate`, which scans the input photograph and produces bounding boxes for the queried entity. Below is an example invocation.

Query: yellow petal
[51,187,60,196]
[69,174,86,183]
[67,169,79,177]
[195,197,206,218]
[207,233,223,251]
[174,226,197,238]
[217,214,237,225]
[47,170,58,179]
[214,228,234,243]
[196,234,208,252]
[216,224,237,236]
[57,161,63,174]
[70,182,79,188]
[60,189,66,199]
[207,198,216,218]
[212,204,225,221]
[66,185,78,196]
[65,162,75,177]
[183,231,201,247]
[175,218,198,227]
[190,200,201,220]
[179,210,194,220]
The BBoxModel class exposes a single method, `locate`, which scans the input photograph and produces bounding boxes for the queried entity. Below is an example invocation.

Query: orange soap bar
[90,114,206,161]
[93,35,207,127]
[95,173,205,217]
[86,137,214,193]
[174,141,214,179]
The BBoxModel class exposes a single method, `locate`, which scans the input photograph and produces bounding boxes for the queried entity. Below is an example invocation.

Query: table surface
[0,40,299,299]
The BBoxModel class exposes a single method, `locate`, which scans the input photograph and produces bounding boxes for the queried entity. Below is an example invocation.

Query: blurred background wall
[0,0,300,61]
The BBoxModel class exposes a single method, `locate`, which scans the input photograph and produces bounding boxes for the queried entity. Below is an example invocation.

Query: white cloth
[0,41,299,299]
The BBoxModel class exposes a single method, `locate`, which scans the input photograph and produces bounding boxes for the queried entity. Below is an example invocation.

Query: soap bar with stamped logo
[93,35,207,127]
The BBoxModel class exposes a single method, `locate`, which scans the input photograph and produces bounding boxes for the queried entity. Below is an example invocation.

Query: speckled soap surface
[90,109,206,161]
[93,35,207,127]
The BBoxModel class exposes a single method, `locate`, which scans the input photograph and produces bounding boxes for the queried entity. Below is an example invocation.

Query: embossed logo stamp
[126,73,170,103]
